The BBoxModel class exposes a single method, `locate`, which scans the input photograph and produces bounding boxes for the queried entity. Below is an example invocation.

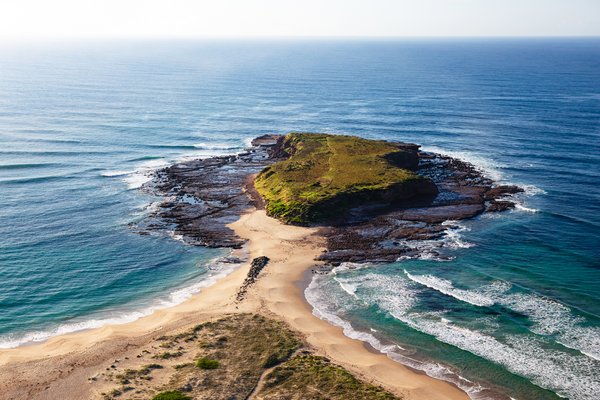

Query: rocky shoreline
[133,135,522,264]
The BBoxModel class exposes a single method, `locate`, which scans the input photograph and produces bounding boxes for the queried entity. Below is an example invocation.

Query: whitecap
[403,271,495,307]
[307,270,600,400]
[515,204,540,213]
[486,290,600,361]
[420,146,507,183]
[102,158,172,189]
[194,143,243,150]
[101,170,137,177]
[305,273,491,399]
[123,173,153,189]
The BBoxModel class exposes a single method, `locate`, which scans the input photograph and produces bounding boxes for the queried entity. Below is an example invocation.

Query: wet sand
[0,209,469,400]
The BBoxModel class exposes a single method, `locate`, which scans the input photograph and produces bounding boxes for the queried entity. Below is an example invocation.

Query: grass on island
[99,313,399,400]
[255,132,435,224]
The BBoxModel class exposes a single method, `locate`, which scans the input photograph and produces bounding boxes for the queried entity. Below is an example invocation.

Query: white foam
[488,291,600,361]
[305,273,490,399]
[168,231,186,244]
[0,310,151,349]
[515,204,540,213]
[396,313,600,400]
[243,137,254,148]
[103,158,172,189]
[123,173,153,189]
[395,222,473,262]
[421,148,546,214]
[333,277,360,297]
[420,146,507,183]
[404,271,495,307]
[139,159,172,169]
[0,255,245,349]
[101,170,137,177]
[194,143,243,150]
[442,222,475,249]
[306,271,600,400]
[521,184,547,196]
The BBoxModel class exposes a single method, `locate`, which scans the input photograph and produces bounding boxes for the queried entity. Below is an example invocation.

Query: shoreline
[0,246,245,350]
[0,209,469,400]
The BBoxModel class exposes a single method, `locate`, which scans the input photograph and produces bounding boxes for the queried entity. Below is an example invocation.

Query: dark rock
[484,185,524,200]
[134,134,522,266]
[486,200,517,212]
[132,138,286,248]
[236,256,270,302]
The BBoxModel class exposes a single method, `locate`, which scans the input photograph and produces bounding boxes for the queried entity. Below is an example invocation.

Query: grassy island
[255,133,437,224]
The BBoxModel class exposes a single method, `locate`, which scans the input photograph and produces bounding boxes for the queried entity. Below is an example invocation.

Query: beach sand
[0,209,469,400]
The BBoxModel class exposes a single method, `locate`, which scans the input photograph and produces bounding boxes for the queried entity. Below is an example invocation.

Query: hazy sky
[1,0,599,40]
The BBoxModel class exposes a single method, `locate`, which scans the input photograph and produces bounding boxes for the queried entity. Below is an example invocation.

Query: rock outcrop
[133,133,523,265]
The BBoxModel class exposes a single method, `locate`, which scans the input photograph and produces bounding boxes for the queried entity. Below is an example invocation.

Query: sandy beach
[0,209,469,400]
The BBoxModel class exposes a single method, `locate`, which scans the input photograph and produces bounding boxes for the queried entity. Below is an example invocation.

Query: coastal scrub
[254,132,437,224]
[152,390,192,400]
[259,354,397,399]
[98,314,398,399]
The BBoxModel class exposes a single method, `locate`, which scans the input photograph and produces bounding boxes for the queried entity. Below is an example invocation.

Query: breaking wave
[0,255,246,349]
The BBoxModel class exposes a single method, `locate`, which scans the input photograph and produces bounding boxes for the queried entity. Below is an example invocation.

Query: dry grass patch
[259,353,398,400]
[96,314,398,400]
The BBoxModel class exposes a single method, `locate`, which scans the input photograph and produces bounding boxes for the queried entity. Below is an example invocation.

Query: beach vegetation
[259,354,398,399]
[255,133,436,224]
[152,390,192,400]
[152,351,183,359]
[100,314,397,400]
[173,362,194,369]
[196,357,220,369]
[143,363,163,370]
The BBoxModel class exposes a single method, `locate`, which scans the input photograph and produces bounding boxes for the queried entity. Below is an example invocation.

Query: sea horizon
[1,38,598,399]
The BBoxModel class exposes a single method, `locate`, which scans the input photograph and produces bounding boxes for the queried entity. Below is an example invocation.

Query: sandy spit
[0,209,469,400]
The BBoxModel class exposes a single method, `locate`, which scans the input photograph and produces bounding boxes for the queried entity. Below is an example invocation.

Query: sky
[1,0,599,41]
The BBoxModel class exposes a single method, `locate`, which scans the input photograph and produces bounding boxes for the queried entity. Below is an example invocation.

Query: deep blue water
[0,39,598,399]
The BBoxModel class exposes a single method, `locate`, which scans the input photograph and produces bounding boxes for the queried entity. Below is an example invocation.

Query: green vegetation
[259,354,397,399]
[160,314,301,399]
[152,351,183,360]
[196,357,220,369]
[255,132,436,224]
[114,364,163,384]
[152,390,192,400]
[101,314,398,400]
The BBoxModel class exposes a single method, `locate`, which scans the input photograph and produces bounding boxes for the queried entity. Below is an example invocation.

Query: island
[255,132,438,224]
[0,133,523,400]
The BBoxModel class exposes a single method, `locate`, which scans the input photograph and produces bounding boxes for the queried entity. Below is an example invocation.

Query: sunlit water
[0,39,598,399]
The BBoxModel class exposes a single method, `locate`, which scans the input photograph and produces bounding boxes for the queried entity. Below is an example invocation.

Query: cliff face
[254,133,438,225]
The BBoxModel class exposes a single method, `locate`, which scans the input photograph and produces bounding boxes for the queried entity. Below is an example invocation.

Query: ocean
[0,38,598,399]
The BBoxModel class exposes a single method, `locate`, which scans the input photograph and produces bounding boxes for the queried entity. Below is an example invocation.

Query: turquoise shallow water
[0,39,598,399]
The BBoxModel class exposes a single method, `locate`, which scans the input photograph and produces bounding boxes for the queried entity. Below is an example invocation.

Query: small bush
[143,363,163,370]
[196,357,220,369]
[152,390,192,400]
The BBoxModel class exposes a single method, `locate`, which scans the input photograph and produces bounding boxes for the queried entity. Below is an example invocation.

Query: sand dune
[0,209,468,400]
